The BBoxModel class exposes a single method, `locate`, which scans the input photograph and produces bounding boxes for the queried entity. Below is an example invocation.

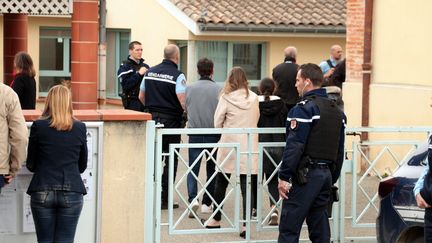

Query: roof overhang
[0,0,73,15]
[157,0,346,37]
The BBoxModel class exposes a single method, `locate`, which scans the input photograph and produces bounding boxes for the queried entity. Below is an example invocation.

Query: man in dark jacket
[272,46,300,112]
[278,63,346,243]
[117,41,150,111]
[139,44,187,210]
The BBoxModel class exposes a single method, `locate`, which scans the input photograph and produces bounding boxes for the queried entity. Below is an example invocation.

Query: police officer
[117,41,150,111]
[139,44,186,210]
[278,63,346,243]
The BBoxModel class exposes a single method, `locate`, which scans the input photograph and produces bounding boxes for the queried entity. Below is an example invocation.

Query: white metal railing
[144,124,432,243]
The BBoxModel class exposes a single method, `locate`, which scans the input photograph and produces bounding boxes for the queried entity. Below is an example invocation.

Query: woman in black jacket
[26,85,88,243]
[12,51,36,109]
[256,77,288,226]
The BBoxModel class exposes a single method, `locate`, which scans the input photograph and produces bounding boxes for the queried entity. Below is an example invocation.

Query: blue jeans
[31,191,83,243]
[0,175,4,194]
[187,135,219,205]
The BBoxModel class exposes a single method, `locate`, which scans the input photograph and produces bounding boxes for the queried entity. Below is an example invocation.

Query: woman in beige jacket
[206,67,260,238]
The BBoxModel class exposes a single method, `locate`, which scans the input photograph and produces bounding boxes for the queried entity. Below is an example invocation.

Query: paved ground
[158,143,380,243]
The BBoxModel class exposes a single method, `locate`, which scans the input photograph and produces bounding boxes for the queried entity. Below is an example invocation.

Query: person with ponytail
[255,77,288,225]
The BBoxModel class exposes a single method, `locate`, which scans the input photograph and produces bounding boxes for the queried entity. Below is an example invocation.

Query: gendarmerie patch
[290,119,298,130]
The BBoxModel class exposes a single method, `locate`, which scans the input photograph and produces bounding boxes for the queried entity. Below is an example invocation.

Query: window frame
[187,40,267,86]
[228,42,267,87]
[39,27,71,96]
[106,29,131,99]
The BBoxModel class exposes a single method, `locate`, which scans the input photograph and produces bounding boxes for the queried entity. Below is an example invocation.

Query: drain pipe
[361,0,374,141]
[98,0,107,104]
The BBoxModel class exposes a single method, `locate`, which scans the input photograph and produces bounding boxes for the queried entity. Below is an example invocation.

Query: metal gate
[144,120,432,243]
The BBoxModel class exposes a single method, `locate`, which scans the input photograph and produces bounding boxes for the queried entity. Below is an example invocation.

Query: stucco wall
[370,0,432,126]
[105,0,190,66]
[101,121,147,243]
[344,0,432,129]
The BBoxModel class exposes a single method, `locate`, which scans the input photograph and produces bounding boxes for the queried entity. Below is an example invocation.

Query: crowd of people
[0,41,385,243]
[1,40,431,243]
[118,42,347,242]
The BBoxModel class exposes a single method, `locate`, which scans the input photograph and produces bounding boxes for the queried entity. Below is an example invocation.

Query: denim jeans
[0,175,4,194]
[187,135,219,205]
[31,190,83,243]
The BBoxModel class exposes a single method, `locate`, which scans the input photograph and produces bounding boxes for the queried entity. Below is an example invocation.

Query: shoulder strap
[326,59,335,68]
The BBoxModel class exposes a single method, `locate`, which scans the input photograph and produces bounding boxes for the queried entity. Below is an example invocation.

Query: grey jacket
[185,77,221,129]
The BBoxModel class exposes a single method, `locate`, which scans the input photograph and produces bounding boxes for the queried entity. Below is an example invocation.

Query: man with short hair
[272,46,300,112]
[319,45,343,80]
[139,44,186,209]
[117,41,150,111]
[319,45,344,110]
[278,63,346,243]
[185,58,221,217]
[0,82,28,194]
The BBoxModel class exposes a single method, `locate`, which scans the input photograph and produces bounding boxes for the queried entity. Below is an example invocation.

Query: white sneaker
[268,212,278,226]
[188,200,199,218]
[201,204,213,214]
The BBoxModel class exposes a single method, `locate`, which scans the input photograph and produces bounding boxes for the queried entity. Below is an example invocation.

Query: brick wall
[346,0,365,83]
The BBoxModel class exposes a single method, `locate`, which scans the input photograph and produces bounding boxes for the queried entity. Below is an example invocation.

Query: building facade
[1,0,346,108]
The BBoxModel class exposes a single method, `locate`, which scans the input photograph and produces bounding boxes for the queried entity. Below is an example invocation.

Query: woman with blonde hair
[12,51,36,109]
[26,85,88,243]
[205,67,260,238]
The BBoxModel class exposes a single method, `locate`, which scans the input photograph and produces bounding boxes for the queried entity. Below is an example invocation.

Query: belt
[308,162,329,169]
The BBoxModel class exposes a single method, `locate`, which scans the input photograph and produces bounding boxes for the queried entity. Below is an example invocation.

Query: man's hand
[416,193,431,209]
[138,67,147,75]
[278,179,292,200]
[4,174,13,184]
[324,68,335,78]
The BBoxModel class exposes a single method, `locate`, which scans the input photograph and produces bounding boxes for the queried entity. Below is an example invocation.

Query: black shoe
[239,230,246,238]
[161,202,179,210]
[201,218,221,228]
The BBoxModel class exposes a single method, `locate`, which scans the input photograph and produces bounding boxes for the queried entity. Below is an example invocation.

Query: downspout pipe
[98,0,107,104]
[361,0,374,141]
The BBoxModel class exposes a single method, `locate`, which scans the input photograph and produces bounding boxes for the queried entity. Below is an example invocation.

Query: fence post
[144,120,156,243]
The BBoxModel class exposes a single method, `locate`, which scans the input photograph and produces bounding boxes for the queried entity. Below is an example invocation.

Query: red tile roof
[171,0,346,31]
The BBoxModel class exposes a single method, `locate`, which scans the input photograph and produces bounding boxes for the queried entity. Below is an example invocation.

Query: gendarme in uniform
[278,63,346,243]
[117,56,150,111]
[142,59,185,117]
[139,49,186,209]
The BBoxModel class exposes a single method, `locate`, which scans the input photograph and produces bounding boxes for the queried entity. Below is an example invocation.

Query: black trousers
[253,150,282,209]
[425,208,432,242]
[152,113,182,203]
[278,167,332,243]
[212,173,257,224]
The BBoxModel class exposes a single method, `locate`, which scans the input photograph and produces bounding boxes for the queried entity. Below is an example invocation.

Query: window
[39,28,71,95]
[178,41,188,78]
[187,41,266,86]
[106,30,130,98]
